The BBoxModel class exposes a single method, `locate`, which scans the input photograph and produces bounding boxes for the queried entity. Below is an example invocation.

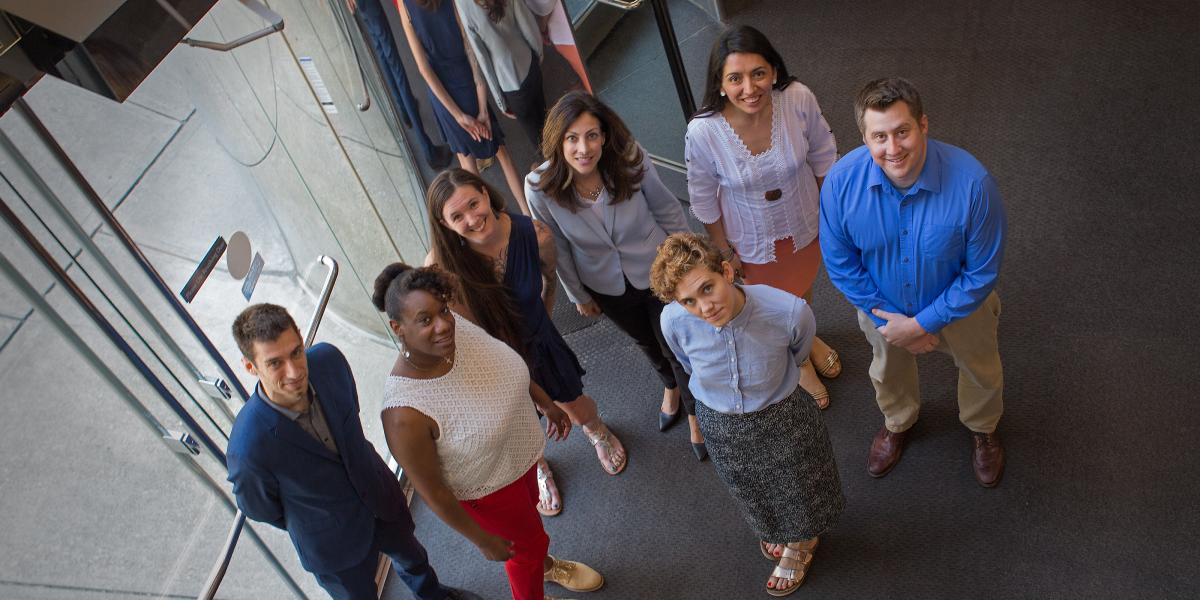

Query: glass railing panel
[0,228,314,599]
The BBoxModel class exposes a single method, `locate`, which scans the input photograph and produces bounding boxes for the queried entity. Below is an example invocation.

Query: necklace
[402,347,453,372]
[576,180,603,201]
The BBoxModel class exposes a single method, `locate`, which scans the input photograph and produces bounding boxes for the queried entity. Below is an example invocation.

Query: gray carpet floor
[385,1,1200,598]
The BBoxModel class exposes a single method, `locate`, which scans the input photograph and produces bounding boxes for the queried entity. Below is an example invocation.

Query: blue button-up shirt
[819,139,1007,333]
[660,284,815,414]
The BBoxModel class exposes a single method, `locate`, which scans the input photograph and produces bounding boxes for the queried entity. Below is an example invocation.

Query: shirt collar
[866,139,942,196]
[258,382,316,421]
[716,285,754,332]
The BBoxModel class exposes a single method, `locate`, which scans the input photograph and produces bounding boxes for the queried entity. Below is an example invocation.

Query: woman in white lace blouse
[684,25,841,409]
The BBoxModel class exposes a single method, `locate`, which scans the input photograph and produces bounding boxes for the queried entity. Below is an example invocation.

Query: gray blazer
[454,0,542,113]
[526,149,691,305]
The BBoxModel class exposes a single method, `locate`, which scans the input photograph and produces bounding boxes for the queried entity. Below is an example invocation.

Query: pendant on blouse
[764,189,782,201]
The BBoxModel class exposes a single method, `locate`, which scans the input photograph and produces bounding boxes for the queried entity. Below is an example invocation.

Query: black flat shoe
[658,409,681,432]
[691,442,708,462]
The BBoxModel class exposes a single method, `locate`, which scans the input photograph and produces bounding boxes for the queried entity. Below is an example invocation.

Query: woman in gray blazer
[526,92,707,460]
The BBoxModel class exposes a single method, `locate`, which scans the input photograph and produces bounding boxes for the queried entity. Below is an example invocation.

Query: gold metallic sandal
[766,538,818,597]
[813,348,842,379]
[584,425,627,475]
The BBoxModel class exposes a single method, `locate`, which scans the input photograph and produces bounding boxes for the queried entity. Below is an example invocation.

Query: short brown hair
[854,77,925,133]
[232,303,298,362]
[650,233,724,303]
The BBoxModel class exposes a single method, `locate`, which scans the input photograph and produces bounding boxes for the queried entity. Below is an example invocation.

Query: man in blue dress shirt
[819,78,1008,487]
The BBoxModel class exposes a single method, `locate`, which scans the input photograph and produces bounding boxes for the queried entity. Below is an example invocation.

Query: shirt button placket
[900,202,913,310]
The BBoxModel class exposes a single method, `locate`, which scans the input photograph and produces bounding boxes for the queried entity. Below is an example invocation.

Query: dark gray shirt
[260,383,340,455]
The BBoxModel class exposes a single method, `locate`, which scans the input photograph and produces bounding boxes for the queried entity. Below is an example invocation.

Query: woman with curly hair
[375,262,604,599]
[526,91,707,460]
[651,233,844,597]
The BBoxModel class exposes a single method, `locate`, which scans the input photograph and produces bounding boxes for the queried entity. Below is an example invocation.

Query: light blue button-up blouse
[660,284,815,414]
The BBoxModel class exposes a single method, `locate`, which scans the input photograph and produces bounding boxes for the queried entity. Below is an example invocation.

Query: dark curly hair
[371,262,456,322]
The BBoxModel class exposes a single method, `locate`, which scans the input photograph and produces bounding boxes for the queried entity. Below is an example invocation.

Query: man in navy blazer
[227,303,475,599]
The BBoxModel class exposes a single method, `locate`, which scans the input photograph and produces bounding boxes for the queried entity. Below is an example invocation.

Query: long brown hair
[535,91,645,212]
[426,169,525,354]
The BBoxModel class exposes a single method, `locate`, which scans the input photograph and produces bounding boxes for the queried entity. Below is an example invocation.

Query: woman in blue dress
[397,0,528,213]
[425,168,628,518]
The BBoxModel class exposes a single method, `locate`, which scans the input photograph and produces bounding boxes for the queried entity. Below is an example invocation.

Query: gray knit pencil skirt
[696,386,845,543]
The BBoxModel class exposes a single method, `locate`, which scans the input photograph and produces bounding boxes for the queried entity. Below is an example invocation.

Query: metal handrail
[198,256,338,600]
[182,0,284,52]
[198,512,246,600]
[596,0,645,9]
[305,256,339,347]
[648,151,685,175]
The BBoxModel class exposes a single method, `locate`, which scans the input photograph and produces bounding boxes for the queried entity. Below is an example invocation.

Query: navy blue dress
[403,0,503,158]
[504,213,585,402]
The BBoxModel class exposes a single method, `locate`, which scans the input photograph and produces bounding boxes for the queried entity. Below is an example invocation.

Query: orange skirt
[740,237,822,298]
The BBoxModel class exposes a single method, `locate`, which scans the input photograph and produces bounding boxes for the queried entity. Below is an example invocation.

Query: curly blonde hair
[650,232,724,303]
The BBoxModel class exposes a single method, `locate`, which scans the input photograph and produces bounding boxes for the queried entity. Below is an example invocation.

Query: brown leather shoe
[867,425,907,478]
[972,431,1005,488]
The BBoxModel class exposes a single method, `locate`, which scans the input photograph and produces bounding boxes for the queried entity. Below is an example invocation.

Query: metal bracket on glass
[596,0,645,9]
[197,377,233,401]
[181,0,284,52]
[164,431,202,456]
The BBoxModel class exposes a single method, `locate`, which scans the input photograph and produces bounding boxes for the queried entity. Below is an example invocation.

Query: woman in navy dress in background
[398,0,529,213]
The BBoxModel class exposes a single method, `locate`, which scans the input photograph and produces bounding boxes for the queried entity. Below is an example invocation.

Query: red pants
[460,466,549,600]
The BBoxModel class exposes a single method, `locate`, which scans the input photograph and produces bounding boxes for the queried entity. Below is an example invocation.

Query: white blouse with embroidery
[684,82,837,264]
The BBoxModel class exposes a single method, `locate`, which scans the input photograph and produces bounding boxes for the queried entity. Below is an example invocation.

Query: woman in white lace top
[374,263,604,599]
[685,25,841,409]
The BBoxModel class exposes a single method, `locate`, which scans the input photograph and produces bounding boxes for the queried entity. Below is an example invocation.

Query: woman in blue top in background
[652,232,843,597]
[398,0,529,213]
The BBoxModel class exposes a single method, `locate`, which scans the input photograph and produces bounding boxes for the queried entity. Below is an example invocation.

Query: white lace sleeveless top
[383,315,544,500]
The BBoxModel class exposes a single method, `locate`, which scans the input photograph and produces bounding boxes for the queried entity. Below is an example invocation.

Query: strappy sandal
[809,387,830,410]
[584,424,627,475]
[799,361,831,410]
[813,348,842,379]
[536,462,562,517]
[766,538,819,597]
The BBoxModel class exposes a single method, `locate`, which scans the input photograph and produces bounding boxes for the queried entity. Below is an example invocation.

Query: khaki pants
[856,292,1004,434]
